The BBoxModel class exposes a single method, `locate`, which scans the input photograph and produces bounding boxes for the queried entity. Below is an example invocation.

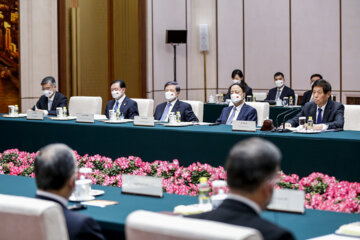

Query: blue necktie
[114,101,119,112]
[226,107,236,125]
[317,108,322,124]
[160,103,172,121]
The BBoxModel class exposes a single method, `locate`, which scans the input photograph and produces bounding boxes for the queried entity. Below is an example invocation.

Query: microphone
[274,108,294,131]
[279,108,301,133]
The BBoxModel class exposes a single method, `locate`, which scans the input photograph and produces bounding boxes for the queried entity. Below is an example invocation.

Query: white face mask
[111,90,122,99]
[231,93,242,104]
[43,90,53,98]
[165,91,176,101]
[233,80,241,84]
[275,80,284,88]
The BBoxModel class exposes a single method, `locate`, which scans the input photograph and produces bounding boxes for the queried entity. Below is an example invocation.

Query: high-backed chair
[344,104,360,131]
[182,100,204,122]
[294,94,298,106]
[253,92,267,101]
[68,96,102,116]
[246,102,270,126]
[126,210,262,240]
[0,194,69,240]
[132,98,154,117]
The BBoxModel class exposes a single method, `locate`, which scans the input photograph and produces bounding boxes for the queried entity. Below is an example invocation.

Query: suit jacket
[287,99,344,129]
[265,86,295,101]
[105,96,139,119]
[154,100,199,122]
[301,90,312,106]
[224,85,253,100]
[36,195,105,240]
[188,199,295,240]
[216,103,257,124]
[32,91,68,116]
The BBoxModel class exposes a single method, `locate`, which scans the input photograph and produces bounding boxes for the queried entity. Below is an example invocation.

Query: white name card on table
[76,113,94,123]
[266,189,305,214]
[133,116,154,127]
[232,121,256,132]
[26,111,44,120]
[122,175,163,197]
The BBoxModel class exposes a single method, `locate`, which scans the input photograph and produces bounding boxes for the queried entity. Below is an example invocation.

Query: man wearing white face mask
[31,76,67,116]
[216,83,257,125]
[105,80,139,119]
[265,72,295,102]
[154,81,199,122]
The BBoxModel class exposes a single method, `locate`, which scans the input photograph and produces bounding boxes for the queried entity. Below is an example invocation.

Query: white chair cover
[68,96,102,116]
[182,100,204,122]
[132,98,154,117]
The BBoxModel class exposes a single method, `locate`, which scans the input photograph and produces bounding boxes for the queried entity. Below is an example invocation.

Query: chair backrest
[126,210,262,240]
[182,100,204,122]
[344,104,360,130]
[246,102,270,127]
[132,98,154,117]
[253,92,267,101]
[0,194,69,240]
[68,96,102,116]
[294,94,298,106]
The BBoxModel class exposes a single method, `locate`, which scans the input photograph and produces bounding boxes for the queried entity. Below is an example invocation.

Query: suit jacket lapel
[50,92,58,111]
[236,104,247,120]
[171,100,180,114]
[322,100,333,122]
[120,97,128,113]
[310,103,317,122]
[280,86,288,99]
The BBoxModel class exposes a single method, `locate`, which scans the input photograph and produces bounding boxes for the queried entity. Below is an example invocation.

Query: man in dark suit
[154,81,199,122]
[265,72,295,102]
[104,80,139,119]
[31,76,67,116]
[34,143,105,240]
[286,79,344,130]
[301,73,323,106]
[216,83,257,124]
[188,138,295,240]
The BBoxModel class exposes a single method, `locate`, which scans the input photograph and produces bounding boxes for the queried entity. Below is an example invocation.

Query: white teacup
[73,179,92,200]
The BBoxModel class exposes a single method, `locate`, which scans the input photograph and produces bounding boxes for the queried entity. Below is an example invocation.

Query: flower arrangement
[1,149,359,213]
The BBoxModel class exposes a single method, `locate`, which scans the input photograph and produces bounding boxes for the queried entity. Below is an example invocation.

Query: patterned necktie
[275,89,281,100]
[160,102,172,121]
[317,108,323,124]
[114,101,119,112]
[226,107,236,125]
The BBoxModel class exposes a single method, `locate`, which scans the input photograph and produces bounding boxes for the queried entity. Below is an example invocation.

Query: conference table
[203,103,301,125]
[0,115,360,182]
[1,175,359,240]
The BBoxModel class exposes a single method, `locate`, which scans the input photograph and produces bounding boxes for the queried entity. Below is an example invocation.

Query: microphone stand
[273,108,294,132]
[279,108,301,133]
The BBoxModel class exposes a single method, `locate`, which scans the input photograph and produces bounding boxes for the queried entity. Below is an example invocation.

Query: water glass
[56,107,63,118]
[246,95,253,102]
[299,117,306,128]
[109,110,116,121]
[8,105,14,116]
[168,113,176,123]
[283,97,289,106]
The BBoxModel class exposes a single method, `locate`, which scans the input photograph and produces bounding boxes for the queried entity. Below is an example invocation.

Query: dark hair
[274,72,284,79]
[310,73,323,80]
[164,81,181,92]
[111,80,126,88]
[226,138,281,193]
[229,82,246,94]
[41,76,56,86]
[35,144,76,191]
[231,69,248,87]
[312,79,332,93]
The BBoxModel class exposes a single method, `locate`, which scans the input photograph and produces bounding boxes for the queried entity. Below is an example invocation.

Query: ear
[326,91,331,99]
[68,174,76,191]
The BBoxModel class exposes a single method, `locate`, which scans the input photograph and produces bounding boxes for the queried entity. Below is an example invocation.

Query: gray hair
[41,76,56,87]
[34,144,76,191]
[225,138,281,193]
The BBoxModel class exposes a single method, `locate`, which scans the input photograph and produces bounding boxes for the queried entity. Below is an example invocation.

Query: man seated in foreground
[216,83,257,125]
[31,76,67,116]
[188,138,295,240]
[35,143,105,240]
[286,79,344,130]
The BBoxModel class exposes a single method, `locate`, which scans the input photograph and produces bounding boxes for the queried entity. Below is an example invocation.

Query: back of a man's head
[35,144,76,191]
[226,138,281,193]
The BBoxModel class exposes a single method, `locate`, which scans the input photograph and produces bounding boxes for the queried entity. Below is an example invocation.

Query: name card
[232,120,256,132]
[122,175,163,198]
[76,113,94,123]
[26,111,44,120]
[266,189,305,214]
[133,116,154,127]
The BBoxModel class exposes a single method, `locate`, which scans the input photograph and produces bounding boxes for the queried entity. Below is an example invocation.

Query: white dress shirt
[113,94,126,111]
[36,189,68,207]
[226,102,244,124]
[316,103,328,130]
[163,98,178,122]
[227,193,262,215]
[275,86,284,100]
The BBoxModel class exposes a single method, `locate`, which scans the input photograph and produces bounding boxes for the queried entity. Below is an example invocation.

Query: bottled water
[63,107,67,117]
[198,177,211,205]
[14,105,18,116]
[176,111,181,123]
[289,96,294,106]
[116,109,120,120]
[307,116,313,130]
